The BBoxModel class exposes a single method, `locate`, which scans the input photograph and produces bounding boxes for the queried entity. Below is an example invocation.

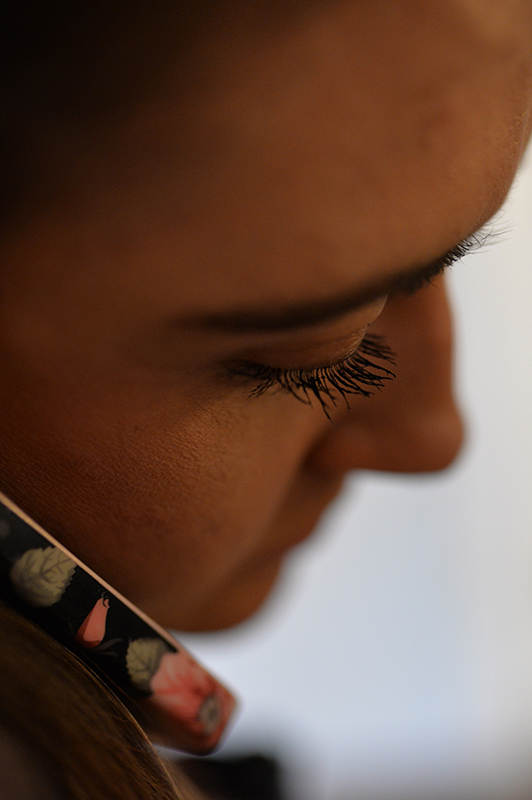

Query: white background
[178,147,532,800]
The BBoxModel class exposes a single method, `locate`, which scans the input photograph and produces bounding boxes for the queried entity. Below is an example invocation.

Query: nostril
[306,401,465,477]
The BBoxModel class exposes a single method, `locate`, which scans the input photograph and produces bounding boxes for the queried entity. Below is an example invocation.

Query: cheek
[0,366,324,622]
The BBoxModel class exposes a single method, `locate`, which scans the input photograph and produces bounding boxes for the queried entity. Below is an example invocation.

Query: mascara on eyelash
[399,223,503,295]
[226,223,503,417]
[230,333,396,419]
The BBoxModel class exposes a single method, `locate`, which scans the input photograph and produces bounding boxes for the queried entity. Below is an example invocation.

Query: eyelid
[396,224,502,295]
[237,327,367,372]
[224,333,396,418]
[228,295,387,370]
[220,225,501,414]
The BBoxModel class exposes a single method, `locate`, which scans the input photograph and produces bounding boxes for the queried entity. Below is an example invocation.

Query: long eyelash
[224,224,505,416]
[227,334,396,419]
[399,224,503,295]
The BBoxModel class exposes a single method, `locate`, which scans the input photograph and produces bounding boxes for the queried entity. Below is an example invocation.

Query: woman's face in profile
[0,0,530,631]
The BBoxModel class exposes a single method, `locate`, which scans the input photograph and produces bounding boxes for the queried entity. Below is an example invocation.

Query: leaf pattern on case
[126,637,170,693]
[10,546,76,607]
[0,494,235,752]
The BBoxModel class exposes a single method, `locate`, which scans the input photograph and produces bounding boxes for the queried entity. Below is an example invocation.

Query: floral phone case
[0,492,236,754]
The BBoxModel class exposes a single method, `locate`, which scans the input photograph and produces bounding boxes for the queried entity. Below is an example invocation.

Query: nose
[306,277,464,475]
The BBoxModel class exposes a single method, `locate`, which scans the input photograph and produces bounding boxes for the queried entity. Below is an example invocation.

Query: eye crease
[185,225,499,336]
[223,224,499,416]
[225,333,396,418]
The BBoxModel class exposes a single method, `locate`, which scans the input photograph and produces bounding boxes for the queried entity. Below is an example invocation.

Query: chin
[170,557,284,633]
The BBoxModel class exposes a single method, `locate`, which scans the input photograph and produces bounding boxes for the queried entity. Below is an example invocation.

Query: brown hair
[0,0,322,227]
[0,602,195,799]
[0,0,206,223]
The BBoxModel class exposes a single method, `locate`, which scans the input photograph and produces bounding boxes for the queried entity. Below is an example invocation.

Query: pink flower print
[150,650,233,741]
[75,598,110,648]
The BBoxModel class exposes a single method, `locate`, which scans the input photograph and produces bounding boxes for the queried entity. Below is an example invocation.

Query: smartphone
[0,491,235,754]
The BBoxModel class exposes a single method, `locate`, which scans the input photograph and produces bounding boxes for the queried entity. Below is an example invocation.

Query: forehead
[11,0,532,315]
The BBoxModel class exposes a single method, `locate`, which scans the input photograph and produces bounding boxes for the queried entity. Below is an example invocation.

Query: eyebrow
[183,233,485,334]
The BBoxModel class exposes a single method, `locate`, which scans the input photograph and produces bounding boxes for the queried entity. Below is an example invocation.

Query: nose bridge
[306,278,464,475]
[379,276,455,407]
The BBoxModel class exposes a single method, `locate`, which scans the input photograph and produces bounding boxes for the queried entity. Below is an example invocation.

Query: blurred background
[177,147,532,800]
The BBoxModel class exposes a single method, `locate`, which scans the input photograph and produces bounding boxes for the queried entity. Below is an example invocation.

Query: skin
[0,0,531,630]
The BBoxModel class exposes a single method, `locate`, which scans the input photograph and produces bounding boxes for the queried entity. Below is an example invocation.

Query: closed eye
[221,223,500,417]
[224,333,396,419]
[396,225,501,295]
